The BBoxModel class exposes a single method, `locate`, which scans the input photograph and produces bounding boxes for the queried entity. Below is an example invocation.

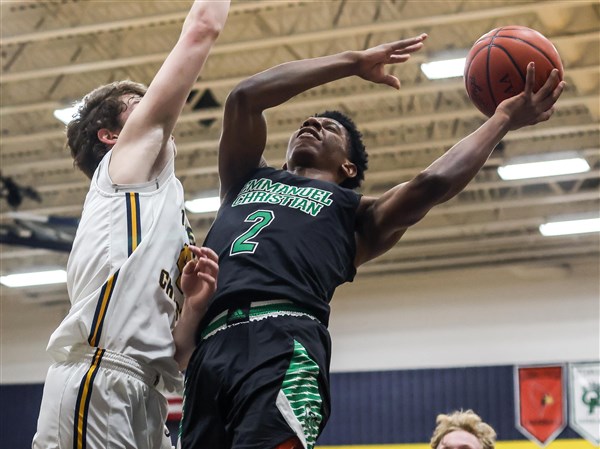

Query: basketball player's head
[285,110,368,190]
[66,80,147,179]
[430,410,496,449]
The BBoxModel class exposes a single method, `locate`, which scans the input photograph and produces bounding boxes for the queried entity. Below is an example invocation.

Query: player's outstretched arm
[354,63,565,266]
[172,246,219,371]
[108,0,230,185]
[218,34,427,199]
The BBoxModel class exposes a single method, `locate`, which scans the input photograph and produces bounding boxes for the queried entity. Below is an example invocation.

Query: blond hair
[430,410,496,449]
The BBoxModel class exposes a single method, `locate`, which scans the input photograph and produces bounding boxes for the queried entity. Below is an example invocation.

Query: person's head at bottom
[430,409,496,449]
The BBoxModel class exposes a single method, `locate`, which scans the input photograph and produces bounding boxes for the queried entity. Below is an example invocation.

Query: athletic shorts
[32,345,173,449]
[179,301,332,449]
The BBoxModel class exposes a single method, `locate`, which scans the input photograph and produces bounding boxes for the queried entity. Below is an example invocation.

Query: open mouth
[297,127,321,140]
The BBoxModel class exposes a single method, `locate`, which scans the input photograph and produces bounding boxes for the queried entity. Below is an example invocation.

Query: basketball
[464,26,564,117]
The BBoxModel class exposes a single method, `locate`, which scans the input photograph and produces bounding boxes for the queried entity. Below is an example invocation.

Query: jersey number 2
[230,210,274,255]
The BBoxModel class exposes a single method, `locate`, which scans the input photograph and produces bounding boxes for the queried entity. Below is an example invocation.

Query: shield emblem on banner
[515,365,566,447]
[569,362,600,446]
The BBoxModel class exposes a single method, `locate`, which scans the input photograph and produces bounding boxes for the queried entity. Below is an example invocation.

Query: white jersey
[47,150,194,392]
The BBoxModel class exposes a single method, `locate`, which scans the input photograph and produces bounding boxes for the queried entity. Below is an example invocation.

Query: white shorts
[32,346,173,449]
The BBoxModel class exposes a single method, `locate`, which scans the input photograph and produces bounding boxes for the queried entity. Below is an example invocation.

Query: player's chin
[288,142,319,160]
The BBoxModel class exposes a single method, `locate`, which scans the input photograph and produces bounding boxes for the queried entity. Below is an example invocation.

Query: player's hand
[497,62,565,130]
[355,34,427,89]
[181,246,219,313]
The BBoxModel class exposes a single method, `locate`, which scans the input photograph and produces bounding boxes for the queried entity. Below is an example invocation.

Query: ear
[341,161,357,179]
[97,128,119,146]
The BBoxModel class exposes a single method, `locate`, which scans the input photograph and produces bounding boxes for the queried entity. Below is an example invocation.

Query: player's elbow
[186,22,223,44]
[225,81,259,115]
[185,8,225,43]
[226,83,250,107]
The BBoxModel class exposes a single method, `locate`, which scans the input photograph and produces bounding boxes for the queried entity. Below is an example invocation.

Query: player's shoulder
[356,195,376,216]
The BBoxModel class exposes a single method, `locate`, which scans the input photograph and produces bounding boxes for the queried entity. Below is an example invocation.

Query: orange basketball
[464,26,563,117]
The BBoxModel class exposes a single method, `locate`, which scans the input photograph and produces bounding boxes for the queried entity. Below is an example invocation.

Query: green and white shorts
[179,301,332,449]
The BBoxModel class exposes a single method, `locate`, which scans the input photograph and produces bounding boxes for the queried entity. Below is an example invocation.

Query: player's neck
[287,166,338,185]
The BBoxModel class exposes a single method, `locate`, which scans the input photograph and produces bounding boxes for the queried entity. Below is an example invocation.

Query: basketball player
[179,34,564,448]
[430,410,496,449]
[32,1,229,448]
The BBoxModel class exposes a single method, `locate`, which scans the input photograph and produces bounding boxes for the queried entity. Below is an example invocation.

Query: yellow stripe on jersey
[73,347,104,449]
[86,192,139,347]
[126,192,141,255]
[87,270,119,347]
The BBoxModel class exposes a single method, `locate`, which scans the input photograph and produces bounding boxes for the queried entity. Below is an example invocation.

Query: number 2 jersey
[46,151,194,392]
[201,167,362,329]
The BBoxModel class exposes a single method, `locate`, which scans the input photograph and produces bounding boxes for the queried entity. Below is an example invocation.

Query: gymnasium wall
[1,260,598,447]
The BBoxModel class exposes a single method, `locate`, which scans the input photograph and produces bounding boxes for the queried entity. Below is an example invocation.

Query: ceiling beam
[24,162,600,201]
[1,6,596,84]
[379,233,599,260]
[1,186,596,222]
[0,214,554,261]
[0,1,308,46]
[1,58,597,119]
[2,121,598,186]
[1,87,597,148]
[358,243,598,276]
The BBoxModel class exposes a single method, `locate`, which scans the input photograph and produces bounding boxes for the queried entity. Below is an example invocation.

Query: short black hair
[315,110,368,190]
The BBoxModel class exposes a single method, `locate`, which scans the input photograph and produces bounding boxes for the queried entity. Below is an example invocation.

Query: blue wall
[319,365,580,444]
[1,383,44,448]
[1,364,585,448]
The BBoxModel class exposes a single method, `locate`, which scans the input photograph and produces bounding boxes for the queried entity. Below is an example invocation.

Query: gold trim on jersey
[126,192,141,255]
[87,270,119,347]
[73,347,105,449]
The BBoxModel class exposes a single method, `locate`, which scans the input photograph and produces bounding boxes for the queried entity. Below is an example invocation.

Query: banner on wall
[569,362,600,446]
[514,365,566,447]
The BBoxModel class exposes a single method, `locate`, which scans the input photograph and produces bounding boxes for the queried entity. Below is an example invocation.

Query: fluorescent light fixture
[53,101,82,125]
[185,196,220,214]
[0,269,67,287]
[540,217,600,236]
[498,157,590,180]
[421,57,466,79]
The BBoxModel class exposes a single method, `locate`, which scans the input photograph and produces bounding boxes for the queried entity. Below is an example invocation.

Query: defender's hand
[181,246,219,313]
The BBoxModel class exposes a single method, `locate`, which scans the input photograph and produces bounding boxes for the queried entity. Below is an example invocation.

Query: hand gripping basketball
[464,26,564,117]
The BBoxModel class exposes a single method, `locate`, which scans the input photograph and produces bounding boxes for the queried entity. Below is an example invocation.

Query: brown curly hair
[430,410,496,449]
[66,80,147,179]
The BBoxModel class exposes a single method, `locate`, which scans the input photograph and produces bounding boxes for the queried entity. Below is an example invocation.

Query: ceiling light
[540,217,600,237]
[53,101,82,125]
[0,269,67,287]
[498,156,590,180]
[185,196,220,214]
[421,57,466,80]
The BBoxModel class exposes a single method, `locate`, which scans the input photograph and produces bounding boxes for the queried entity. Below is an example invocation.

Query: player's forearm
[370,112,511,231]
[112,0,230,184]
[229,51,359,113]
[423,65,563,205]
[420,109,512,204]
[172,304,206,371]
